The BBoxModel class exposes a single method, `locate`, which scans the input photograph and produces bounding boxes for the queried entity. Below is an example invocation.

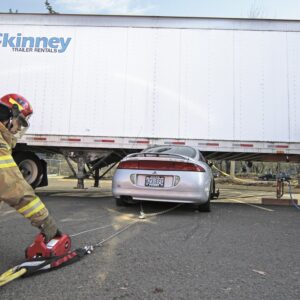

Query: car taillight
[118,161,139,169]
[117,160,205,172]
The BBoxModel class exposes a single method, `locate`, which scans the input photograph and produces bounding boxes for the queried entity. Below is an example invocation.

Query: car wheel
[210,179,219,199]
[210,180,215,199]
[116,198,128,207]
[115,196,134,207]
[197,198,211,212]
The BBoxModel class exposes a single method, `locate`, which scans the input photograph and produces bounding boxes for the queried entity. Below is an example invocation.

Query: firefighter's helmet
[0,94,33,127]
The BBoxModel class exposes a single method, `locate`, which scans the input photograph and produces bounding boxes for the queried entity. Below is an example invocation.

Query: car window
[198,151,206,162]
[143,146,196,159]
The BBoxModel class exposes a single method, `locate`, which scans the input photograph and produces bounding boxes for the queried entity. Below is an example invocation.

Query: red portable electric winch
[25,233,71,259]
[1,232,92,287]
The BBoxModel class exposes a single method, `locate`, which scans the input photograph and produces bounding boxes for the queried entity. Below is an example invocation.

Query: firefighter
[0,93,59,242]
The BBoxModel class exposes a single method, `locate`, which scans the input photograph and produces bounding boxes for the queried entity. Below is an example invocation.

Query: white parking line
[231,199,274,212]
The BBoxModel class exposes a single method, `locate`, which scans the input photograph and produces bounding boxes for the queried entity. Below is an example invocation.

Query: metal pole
[230,161,235,177]
[76,156,85,189]
[94,168,100,188]
[99,162,117,180]
[63,154,77,178]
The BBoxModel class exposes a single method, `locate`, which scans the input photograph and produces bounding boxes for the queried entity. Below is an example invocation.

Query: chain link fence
[45,158,73,177]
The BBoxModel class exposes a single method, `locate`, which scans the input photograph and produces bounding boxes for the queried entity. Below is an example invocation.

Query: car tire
[210,179,219,199]
[116,198,128,207]
[210,180,215,199]
[115,196,135,207]
[197,198,211,212]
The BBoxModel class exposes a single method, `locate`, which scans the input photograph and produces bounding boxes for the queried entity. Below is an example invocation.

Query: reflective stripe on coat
[0,122,49,227]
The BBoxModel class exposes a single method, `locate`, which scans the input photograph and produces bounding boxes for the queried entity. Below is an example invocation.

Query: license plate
[145,176,165,187]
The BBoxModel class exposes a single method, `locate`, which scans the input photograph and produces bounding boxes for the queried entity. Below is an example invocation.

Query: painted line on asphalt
[70,224,114,237]
[231,199,274,212]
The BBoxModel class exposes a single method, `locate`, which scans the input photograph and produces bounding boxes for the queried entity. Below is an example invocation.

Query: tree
[9,9,18,13]
[248,0,264,18]
[45,0,58,14]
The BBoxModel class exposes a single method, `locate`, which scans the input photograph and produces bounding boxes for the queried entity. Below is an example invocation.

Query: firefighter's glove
[39,216,59,243]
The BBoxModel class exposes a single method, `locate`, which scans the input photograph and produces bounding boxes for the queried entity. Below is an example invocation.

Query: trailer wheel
[13,151,43,189]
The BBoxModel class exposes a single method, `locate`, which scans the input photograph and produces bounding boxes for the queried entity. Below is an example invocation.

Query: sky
[0,0,299,19]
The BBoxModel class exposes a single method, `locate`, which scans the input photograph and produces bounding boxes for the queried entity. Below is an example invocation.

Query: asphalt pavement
[1,184,300,299]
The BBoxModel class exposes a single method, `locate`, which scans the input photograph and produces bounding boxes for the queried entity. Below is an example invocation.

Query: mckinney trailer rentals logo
[0,33,72,53]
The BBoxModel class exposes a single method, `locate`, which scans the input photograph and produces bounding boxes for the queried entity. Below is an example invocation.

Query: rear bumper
[113,188,208,203]
[112,170,210,204]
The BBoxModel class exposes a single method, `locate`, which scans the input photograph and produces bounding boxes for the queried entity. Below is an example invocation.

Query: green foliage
[8,9,18,13]
[45,0,58,14]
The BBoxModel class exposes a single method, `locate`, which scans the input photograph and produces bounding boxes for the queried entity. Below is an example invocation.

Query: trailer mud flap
[37,159,48,188]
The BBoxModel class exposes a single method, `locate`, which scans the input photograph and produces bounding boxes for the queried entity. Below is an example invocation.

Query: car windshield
[143,146,197,159]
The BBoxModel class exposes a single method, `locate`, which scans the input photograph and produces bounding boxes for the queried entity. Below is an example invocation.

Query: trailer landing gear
[75,156,86,189]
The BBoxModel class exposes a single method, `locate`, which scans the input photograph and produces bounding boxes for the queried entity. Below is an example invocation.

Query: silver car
[112,145,217,212]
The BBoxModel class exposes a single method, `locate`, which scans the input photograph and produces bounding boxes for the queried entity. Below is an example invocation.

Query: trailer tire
[13,151,43,189]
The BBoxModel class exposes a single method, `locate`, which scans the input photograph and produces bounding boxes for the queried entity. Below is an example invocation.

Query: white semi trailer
[0,13,299,188]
